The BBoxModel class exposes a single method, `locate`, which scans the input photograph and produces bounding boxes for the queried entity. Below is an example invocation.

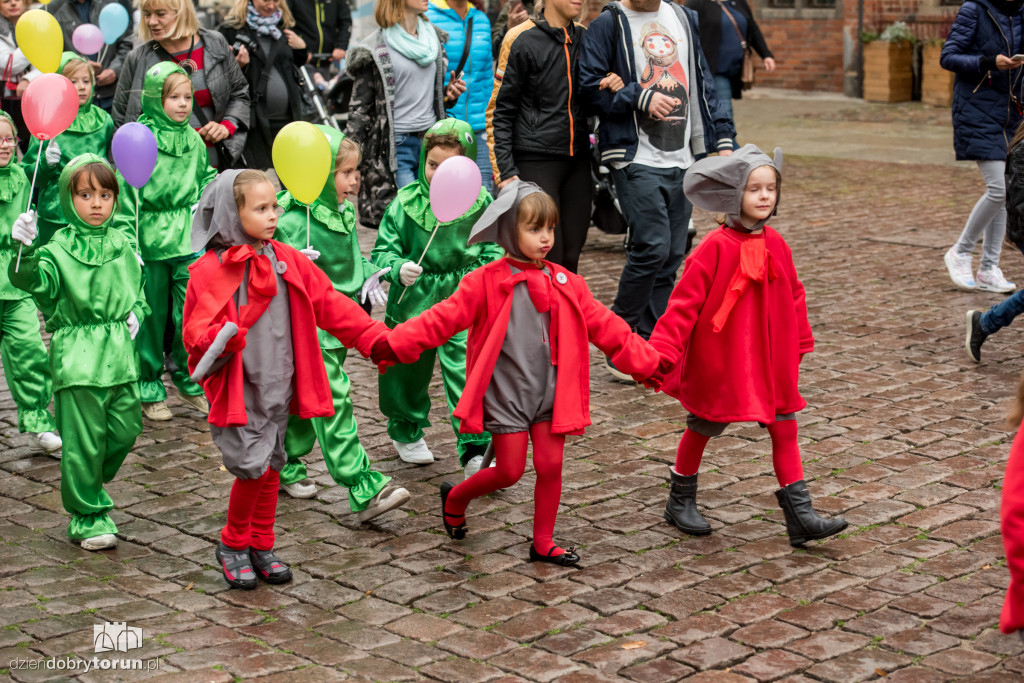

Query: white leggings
[953,159,1006,271]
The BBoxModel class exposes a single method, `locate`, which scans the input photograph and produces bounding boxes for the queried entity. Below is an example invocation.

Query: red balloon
[22,74,79,141]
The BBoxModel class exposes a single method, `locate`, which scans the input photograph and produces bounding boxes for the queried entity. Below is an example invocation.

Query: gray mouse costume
[682,143,782,232]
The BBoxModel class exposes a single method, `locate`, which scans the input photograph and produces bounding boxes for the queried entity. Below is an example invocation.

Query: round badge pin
[555,272,568,285]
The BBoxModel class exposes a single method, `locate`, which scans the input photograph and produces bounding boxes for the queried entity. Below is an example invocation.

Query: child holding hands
[372,181,663,565]
[648,145,847,547]
[183,170,389,589]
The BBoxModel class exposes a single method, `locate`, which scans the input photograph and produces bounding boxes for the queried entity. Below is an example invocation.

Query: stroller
[296,62,343,129]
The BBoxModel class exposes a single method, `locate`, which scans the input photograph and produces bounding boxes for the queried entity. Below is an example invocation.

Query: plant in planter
[862,21,915,103]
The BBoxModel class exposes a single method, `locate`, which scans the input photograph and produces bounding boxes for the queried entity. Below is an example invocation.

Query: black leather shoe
[529,544,580,566]
[440,482,467,540]
[775,479,848,547]
[215,542,257,590]
[664,469,712,535]
[248,548,292,584]
[966,310,988,363]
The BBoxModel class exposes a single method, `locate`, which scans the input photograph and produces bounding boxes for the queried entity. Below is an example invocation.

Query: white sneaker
[944,247,976,290]
[179,393,210,414]
[356,485,410,522]
[976,266,1016,293]
[280,478,317,499]
[32,431,62,453]
[392,438,434,464]
[464,454,497,480]
[142,401,173,421]
[80,534,117,551]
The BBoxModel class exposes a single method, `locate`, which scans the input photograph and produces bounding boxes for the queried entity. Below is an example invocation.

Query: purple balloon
[72,24,104,56]
[112,122,157,188]
[429,155,482,223]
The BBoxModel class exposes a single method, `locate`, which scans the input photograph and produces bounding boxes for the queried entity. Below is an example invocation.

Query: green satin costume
[0,110,56,433]
[118,62,217,404]
[23,52,116,246]
[274,125,390,510]
[10,154,149,540]
[370,119,502,465]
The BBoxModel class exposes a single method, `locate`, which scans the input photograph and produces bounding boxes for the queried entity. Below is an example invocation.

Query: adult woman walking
[0,0,39,153]
[112,0,250,169]
[941,0,1024,293]
[346,0,466,228]
[684,0,774,149]
[217,0,311,170]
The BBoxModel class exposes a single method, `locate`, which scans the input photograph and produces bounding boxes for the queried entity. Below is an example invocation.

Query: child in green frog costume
[371,118,502,475]
[119,62,217,422]
[23,52,115,246]
[274,126,411,521]
[10,154,149,551]
[0,110,60,452]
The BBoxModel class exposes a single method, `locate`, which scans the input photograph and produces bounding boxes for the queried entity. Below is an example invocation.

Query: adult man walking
[579,0,734,379]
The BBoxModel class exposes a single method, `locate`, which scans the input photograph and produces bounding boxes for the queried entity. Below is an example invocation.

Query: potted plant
[921,37,953,107]
[862,21,915,103]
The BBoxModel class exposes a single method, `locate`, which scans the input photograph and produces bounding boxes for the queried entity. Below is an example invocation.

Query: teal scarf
[384,17,439,66]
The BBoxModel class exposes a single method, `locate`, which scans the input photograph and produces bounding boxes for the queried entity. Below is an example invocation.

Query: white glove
[136,253,145,267]
[45,139,60,166]
[12,211,37,246]
[399,262,422,287]
[360,267,391,308]
[300,247,320,262]
[126,312,140,340]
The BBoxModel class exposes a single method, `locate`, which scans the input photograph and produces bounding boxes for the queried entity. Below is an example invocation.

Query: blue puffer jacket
[427,0,492,131]
[941,0,1024,161]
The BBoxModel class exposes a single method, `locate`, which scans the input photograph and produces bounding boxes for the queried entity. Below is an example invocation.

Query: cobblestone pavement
[2,155,1023,682]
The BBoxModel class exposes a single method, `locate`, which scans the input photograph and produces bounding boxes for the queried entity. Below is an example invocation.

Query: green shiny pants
[136,257,203,403]
[54,383,142,540]
[281,347,390,512]
[378,328,489,466]
[0,297,56,433]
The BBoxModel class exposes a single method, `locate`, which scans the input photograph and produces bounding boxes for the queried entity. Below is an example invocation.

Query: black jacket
[684,0,772,99]
[1006,139,1024,250]
[486,13,589,183]
[291,0,352,58]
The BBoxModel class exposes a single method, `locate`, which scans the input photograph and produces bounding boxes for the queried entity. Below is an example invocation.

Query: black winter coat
[1005,138,1024,249]
[684,0,772,99]
[291,0,352,57]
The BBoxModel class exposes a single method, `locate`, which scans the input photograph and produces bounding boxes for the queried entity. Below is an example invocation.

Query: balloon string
[306,205,310,250]
[15,146,44,273]
[135,185,141,255]
[395,223,439,305]
[98,45,108,64]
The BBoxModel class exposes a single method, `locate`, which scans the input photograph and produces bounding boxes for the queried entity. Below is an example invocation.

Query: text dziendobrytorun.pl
[8,657,161,673]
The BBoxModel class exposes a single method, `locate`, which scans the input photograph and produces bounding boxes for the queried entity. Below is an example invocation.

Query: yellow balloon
[16,10,62,74]
[272,122,332,206]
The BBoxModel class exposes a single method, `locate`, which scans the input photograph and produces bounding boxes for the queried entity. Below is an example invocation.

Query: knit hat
[683,144,782,231]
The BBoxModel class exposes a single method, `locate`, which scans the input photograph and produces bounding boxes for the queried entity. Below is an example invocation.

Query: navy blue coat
[941,0,1024,161]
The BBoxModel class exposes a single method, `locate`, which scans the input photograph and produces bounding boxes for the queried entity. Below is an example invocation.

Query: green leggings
[0,297,55,432]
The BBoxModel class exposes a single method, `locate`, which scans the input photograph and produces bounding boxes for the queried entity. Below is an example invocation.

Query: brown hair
[335,137,362,172]
[424,133,465,157]
[62,58,95,83]
[225,0,295,28]
[161,72,192,101]
[516,192,559,229]
[136,0,201,42]
[233,169,273,208]
[71,163,120,200]
[374,0,408,28]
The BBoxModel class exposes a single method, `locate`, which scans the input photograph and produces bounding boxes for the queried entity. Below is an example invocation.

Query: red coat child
[1001,420,1024,633]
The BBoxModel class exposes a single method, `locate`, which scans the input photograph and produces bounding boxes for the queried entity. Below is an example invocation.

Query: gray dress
[211,244,295,479]
[483,265,558,434]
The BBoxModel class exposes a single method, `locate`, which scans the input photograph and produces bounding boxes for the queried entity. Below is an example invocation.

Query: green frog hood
[398,117,485,231]
[138,61,198,156]
[0,109,26,203]
[55,153,131,265]
[278,124,356,234]
[61,52,107,134]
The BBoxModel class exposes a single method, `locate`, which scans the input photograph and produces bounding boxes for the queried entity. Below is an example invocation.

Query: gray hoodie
[683,144,782,231]
[468,179,544,261]
[191,170,263,252]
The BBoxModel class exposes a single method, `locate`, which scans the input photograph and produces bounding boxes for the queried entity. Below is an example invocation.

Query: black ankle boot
[775,479,848,547]
[664,469,712,535]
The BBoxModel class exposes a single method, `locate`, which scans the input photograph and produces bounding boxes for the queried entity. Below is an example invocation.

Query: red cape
[649,226,814,424]
[182,240,388,427]
[1002,423,1024,632]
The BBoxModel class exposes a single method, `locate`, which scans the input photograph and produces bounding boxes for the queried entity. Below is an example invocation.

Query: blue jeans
[713,75,739,151]
[981,288,1024,335]
[610,163,692,338]
[475,129,494,194]
[394,133,422,189]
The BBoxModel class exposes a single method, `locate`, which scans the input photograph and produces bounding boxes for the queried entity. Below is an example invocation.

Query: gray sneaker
[357,486,410,523]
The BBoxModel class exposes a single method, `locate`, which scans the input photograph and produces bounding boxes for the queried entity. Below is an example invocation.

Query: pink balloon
[22,74,79,141]
[72,24,104,56]
[429,155,483,223]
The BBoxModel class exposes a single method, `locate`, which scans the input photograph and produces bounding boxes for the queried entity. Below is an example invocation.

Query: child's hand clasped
[126,312,140,340]
[361,267,391,309]
[12,211,37,246]
[370,338,398,374]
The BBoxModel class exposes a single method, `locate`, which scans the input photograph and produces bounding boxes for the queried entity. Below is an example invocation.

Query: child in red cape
[183,170,388,590]
[1001,387,1024,633]
[648,145,848,547]
[372,181,663,566]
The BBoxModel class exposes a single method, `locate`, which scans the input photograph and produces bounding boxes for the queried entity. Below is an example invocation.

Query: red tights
[446,421,566,555]
[674,419,804,488]
[221,467,280,551]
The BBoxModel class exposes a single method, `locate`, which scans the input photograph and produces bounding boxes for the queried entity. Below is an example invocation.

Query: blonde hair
[335,137,362,172]
[62,59,95,84]
[517,192,559,229]
[161,72,192,100]
[135,0,201,42]
[375,0,408,29]
[233,169,273,208]
[225,0,295,29]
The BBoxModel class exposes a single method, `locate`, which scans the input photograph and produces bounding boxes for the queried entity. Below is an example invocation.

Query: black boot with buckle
[664,468,712,535]
[775,479,848,547]
[248,548,293,584]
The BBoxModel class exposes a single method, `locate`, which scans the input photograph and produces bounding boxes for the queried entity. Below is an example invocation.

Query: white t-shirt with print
[617,4,696,170]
